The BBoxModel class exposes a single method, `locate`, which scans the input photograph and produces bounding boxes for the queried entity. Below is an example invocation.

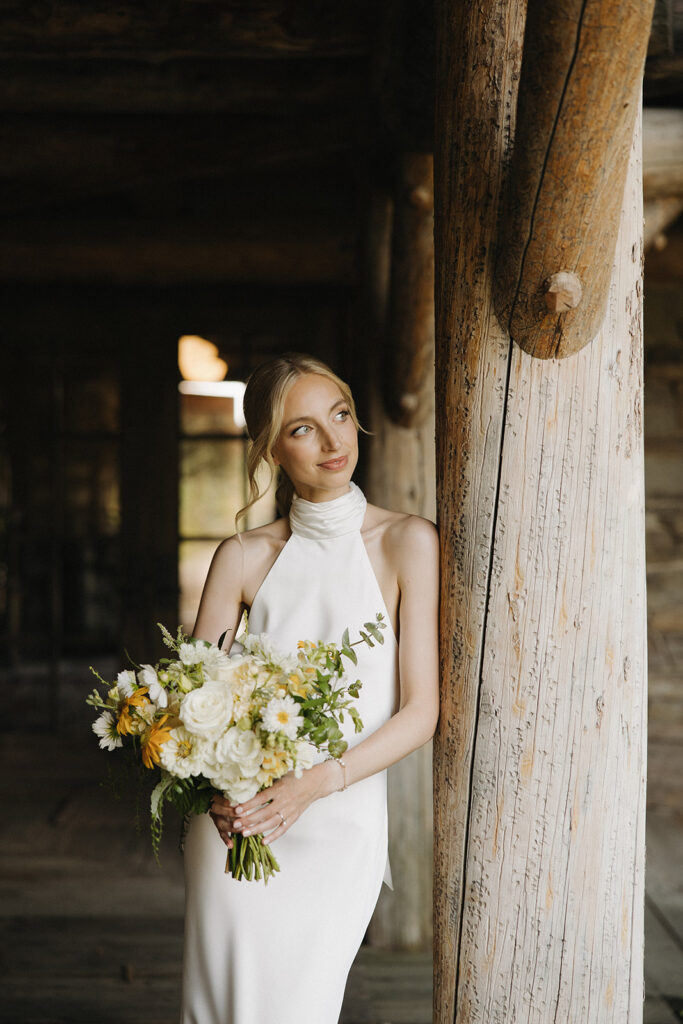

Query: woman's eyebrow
[282,399,346,430]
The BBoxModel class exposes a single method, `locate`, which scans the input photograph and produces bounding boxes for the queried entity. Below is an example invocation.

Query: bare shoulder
[364,503,438,573]
[209,518,290,604]
[213,518,289,566]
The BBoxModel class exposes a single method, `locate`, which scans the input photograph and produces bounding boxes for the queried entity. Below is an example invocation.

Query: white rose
[179,681,234,739]
[293,739,318,777]
[224,776,260,805]
[179,642,203,666]
[202,646,239,682]
[209,761,242,792]
[214,727,262,778]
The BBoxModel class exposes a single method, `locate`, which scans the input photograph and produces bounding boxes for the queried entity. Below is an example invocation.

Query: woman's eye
[291,424,311,436]
[335,409,350,421]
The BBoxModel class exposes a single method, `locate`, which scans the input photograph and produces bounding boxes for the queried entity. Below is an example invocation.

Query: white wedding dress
[180,482,398,1024]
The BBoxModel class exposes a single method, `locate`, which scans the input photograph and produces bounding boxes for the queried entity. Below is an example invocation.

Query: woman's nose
[321,429,341,451]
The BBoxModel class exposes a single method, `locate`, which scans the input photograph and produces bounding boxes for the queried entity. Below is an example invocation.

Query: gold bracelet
[329,757,347,791]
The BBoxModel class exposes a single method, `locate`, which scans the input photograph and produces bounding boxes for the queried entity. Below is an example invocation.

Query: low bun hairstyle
[236,353,361,529]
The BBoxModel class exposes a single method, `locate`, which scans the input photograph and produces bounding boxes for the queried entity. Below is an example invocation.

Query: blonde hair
[236,352,362,529]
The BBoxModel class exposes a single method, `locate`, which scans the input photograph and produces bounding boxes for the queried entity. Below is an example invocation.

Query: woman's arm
[191,535,244,648]
[216,515,440,845]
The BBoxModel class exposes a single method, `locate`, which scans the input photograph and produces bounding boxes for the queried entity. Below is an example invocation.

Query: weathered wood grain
[451,124,647,1021]
[434,1,647,1018]
[494,0,654,359]
[433,0,526,1017]
[385,153,435,428]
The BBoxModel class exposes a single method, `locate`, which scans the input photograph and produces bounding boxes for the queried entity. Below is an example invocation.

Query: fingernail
[235,806,243,813]
[243,829,250,837]
[233,820,241,827]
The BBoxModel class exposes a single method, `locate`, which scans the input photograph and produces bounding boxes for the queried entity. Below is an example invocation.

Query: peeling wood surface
[452,128,647,1021]
[433,0,526,1017]
[434,0,648,1016]
[494,0,654,359]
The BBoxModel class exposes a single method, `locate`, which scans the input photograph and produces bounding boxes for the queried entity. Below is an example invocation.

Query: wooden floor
[2,723,683,1023]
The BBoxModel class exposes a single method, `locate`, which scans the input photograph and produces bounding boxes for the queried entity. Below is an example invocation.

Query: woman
[181,353,439,1024]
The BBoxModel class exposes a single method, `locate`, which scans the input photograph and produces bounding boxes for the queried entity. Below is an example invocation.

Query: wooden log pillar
[433,0,649,1019]
[356,182,436,949]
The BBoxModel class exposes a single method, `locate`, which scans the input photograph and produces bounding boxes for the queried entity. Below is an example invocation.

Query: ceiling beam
[0,57,366,114]
[0,215,356,285]
[0,1,370,59]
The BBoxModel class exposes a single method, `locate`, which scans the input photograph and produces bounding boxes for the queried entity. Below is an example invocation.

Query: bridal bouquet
[86,615,385,883]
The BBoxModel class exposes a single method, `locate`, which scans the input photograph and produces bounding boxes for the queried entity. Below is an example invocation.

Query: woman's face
[271,373,358,502]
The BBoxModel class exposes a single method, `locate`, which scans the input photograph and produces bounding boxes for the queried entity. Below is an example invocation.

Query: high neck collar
[289,481,367,540]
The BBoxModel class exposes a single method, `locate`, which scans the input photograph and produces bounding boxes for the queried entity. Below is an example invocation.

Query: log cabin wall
[644,223,683,812]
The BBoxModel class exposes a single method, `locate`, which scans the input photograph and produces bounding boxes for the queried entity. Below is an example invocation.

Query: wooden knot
[544,272,582,313]
[399,393,420,414]
[408,186,432,210]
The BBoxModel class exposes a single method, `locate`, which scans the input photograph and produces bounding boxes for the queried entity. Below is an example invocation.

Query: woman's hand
[209,798,239,849]
[211,761,339,846]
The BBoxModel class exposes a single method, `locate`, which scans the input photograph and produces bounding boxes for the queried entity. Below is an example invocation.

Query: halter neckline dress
[181,481,399,1024]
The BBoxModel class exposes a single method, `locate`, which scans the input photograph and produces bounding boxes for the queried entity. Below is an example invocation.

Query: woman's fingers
[209,809,235,848]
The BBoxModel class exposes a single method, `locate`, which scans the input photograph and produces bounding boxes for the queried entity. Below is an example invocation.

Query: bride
[181,352,439,1024]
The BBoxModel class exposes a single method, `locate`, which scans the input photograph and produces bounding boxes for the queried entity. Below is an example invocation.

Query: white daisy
[137,664,168,709]
[116,670,136,697]
[262,695,303,740]
[92,711,123,751]
[158,727,209,779]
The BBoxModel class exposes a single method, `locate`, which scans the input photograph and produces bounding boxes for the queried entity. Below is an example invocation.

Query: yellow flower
[141,714,173,769]
[287,673,312,699]
[116,687,150,735]
[259,748,292,781]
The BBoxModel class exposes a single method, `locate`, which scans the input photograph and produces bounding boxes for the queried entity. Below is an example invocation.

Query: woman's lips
[318,455,348,470]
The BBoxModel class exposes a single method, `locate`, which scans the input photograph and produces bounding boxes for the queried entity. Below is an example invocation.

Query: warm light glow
[178,380,246,427]
[178,335,228,382]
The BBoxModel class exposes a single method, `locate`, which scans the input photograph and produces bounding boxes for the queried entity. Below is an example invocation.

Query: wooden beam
[0,57,366,114]
[644,197,683,249]
[645,225,683,281]
[0,1,370,58]
[357,188,436,951]
[643,107,683,201]
[0,112,363,215]
[494,0,655,360]
[434,0,647,1020]
[644,53,683,101]
[433,0,527,1016]
[0,216,356,285]
[385,153,435,427]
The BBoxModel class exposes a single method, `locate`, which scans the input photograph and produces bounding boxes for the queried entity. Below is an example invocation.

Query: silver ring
[278,811,287,825]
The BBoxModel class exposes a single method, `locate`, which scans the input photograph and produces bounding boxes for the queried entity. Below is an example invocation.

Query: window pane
[180,439,246,538]
[180,393,243,437]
